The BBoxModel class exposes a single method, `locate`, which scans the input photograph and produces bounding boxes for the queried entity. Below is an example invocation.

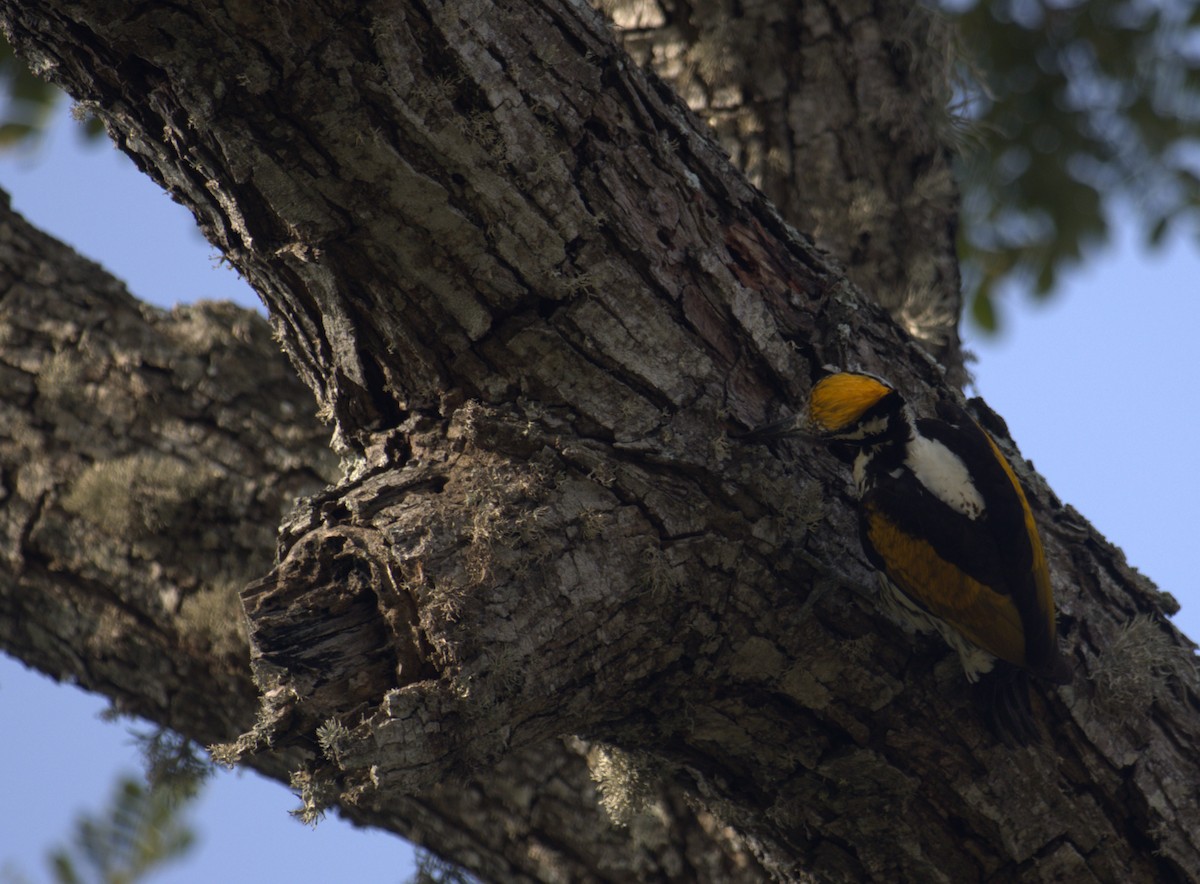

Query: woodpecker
[751,371,1070,741]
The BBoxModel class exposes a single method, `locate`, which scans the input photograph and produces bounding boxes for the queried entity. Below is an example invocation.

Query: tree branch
[2,1,1198,881]
[0,190,330,739]
[607,0,966,378]
[0,194,765,881]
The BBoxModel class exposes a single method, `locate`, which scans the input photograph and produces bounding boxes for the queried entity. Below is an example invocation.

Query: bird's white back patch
[905,434,986,518]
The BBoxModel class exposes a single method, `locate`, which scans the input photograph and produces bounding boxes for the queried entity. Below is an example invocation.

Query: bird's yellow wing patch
[864,502,1027,667]
[981,431,1057,641]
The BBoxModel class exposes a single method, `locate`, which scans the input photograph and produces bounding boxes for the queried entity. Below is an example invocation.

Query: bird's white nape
[904,434,986,519]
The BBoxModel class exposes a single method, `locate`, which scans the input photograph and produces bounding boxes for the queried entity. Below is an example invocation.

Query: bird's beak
[738,410,816,443]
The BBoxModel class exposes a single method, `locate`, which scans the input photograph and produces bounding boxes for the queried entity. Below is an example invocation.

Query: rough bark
[0,197,762,882]
[1,1,1198,882]
[0,191,330,741]
[605,0,966,380]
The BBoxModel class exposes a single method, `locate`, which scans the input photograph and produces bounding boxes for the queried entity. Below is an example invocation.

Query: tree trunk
[606,0,966,380]
[1,2,1197,882]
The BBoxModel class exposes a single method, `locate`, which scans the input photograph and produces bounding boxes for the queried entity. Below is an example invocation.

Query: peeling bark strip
[2,1,1199,882]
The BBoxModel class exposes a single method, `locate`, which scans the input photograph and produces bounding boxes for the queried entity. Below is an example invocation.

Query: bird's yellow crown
[808,372,895,435]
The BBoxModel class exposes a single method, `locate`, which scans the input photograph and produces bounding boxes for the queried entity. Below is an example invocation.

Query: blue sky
[2,104,1198,881]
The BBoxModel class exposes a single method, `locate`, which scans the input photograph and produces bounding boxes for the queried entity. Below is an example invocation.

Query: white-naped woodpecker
[747,371,1071,744]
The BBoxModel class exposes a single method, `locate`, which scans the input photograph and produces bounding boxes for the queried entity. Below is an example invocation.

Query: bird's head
[805,372,905,444]
[741,370,908,450]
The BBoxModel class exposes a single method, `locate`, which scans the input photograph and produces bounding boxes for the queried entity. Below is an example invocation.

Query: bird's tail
[976,664,1041,747]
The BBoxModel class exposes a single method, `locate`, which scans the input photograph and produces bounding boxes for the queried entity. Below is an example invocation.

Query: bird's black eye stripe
[850,390,906,443]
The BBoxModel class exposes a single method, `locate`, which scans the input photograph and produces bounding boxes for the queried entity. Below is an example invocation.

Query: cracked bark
[0,196,760,882]
[1,1,1197,882]
[606,0,966,380]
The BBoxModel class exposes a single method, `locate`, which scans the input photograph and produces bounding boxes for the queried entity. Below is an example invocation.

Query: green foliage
[407,850,479,884]
[951,0,1200,330]
[0,34,55,148]
[0,729,209,884]
[44,772,198,884]
[0,34,103,150]
[129,728,211,800]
